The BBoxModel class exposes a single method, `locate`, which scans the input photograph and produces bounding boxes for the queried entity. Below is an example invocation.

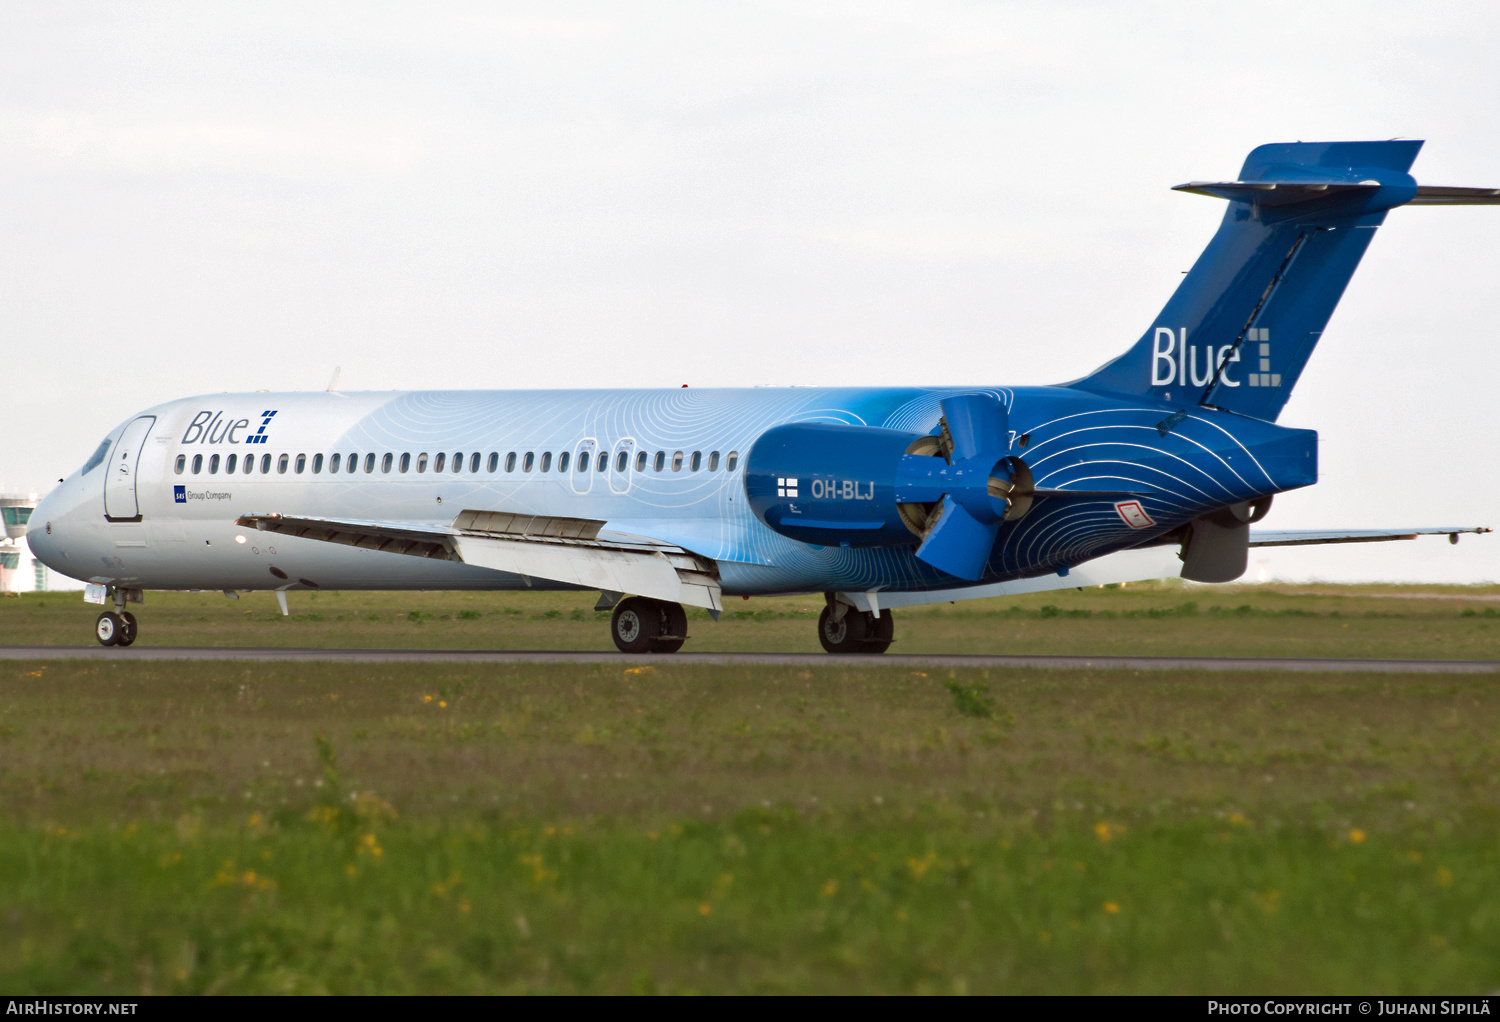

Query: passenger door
[103,416,156,522]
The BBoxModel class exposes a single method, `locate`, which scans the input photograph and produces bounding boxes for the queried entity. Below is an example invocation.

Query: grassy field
[3,582,1499,658]
[3,648,1500,993]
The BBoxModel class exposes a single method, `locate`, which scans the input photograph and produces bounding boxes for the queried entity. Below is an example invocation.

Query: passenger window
[262,453,273,474]
[654,451,665,472]
[672,451,684,472]
[295,454,306,474]
[417,453,428,473]
[434,452,446,473]
[523,452,534,472]
[540,452,552,472]
[636,451,648,472]
[690,451,702,472]
[226,454,238,474]
[209,454,220,474]
[347,453,357,474]
[364,453,375,473]
[616,450,627,472]
[174,455,186,475]
[726,451,739,472]
[487,452,499,472]
[399,453,411,473]
[278,454,289,474]
[558,451,570,473]
[452,452,463,473]
[577,450,589,472]
[312,453,323,474]
[597,452,607,473]
[243,455,253,474]
[505,452,516,473]
[381,453,393,473]
[708,451,720,471]
[469,452,479,473]
[192,454,203,474]
[330,453,342,473]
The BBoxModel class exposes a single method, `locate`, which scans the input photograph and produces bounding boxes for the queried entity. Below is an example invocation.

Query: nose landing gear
[94,587,141,646]
[94,610,137,647]
[610,597,688,653]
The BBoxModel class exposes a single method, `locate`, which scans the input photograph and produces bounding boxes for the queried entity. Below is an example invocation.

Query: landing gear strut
[611,597,688,654]
[818,598,894,654]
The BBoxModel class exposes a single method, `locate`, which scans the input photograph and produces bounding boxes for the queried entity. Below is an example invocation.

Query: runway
[1,646,1496,673]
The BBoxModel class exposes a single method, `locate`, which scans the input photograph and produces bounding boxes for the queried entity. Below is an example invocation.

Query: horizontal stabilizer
[1173,179,1383,206]
[236,510,723,611]
[1407,186,1500,205]
[1249,526,1491,547]
[1176,181,1500,207]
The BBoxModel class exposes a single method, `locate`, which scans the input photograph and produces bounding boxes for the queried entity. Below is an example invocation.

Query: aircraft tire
[95,612,124,647]
[611,597,663,654]
[862,611,894,654]
[818,605,871,654]
[118,612,138,647]
[650,602,688,653]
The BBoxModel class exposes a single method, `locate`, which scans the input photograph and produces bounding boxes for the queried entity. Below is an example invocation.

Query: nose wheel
[95,611,137,647]
[818,605,893,654]
[610,597,688,653]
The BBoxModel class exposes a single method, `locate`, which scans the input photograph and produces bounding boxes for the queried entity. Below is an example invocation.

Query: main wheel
[95,611,124,646]
[611,597,679,654]
[650,602,688,653]
[862,610,894,654]
[818,605,870,653]
[117,611,138,647]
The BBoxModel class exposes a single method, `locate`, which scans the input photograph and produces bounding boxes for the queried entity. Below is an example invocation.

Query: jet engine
[744,394,1034,580]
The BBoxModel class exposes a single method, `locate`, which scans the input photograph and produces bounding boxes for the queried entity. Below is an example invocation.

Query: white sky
[3,1,1497,582]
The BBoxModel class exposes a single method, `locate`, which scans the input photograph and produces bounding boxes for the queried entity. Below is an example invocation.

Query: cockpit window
[81,439,111,476]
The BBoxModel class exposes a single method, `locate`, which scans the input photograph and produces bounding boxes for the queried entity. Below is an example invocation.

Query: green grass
[3,657,1500,992]
[4,583,1499,658]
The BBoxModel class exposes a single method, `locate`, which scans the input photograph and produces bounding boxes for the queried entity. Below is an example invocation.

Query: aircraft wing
[1249,527,1491,547]
[234,510,723,612]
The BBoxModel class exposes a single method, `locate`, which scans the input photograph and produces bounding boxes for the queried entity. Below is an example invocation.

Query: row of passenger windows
[174,448,741,477]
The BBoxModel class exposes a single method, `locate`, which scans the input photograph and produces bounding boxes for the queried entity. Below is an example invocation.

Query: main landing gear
[94,587,141,647]
[818,597,894,654]
[610,597,688,654]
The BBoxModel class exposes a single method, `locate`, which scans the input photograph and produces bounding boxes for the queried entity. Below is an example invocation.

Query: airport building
[0,494,77,594]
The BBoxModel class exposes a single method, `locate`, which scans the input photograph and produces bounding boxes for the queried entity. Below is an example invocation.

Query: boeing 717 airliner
[28,141,1495,652]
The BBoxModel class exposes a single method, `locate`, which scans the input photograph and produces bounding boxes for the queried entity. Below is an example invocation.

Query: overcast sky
[3,1,1497,582]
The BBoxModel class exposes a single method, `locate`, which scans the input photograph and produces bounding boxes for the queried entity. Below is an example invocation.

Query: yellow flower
[906,851,937,881]
[439,700,447,708]
[1348,828,1366,844]
[1103,901,1121,914]
[698,903,712,916]
[821,879,839,897]
[1095,822,1114,842]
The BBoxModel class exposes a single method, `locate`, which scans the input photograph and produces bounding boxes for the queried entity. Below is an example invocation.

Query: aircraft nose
[25,486,77,573]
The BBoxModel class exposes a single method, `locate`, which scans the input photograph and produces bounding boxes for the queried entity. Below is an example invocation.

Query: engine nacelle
[745,423,921,548]
[745,422,1030,549]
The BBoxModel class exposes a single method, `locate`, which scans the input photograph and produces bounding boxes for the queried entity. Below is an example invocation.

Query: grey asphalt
[0,646,1495,673]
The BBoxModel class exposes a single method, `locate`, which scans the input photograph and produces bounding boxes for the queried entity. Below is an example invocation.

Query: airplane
[26,140,1496,652]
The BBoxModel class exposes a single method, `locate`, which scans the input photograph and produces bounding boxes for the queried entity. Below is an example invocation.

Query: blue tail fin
[1072,140,1426,420]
